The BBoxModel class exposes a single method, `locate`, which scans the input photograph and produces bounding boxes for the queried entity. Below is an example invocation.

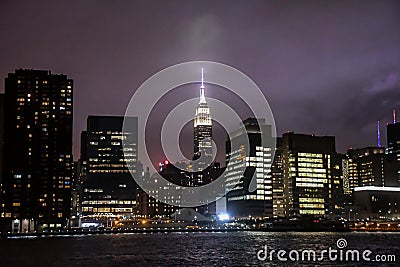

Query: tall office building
[193,69,212,175]
[342,147,397,197]
[282,133,342,217]
[81,116,138,223]
[354,147,396,187]
[225,118,274,218]
[1,69,73,232]
[387,117,400,185]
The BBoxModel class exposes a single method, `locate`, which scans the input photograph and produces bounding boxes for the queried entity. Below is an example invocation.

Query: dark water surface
[0,232,399,266]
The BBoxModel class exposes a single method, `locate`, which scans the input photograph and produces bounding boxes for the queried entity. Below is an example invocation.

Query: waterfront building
[225,118,274,218]
[342,147,397,197]
[80,116,139,223]
[1,69,73,232]
[282,132,342,217]
[387,116,400,185]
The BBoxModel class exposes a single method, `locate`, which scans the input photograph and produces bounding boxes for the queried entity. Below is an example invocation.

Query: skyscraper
[1,69,73,232]
[81,116,138,224]
[342,146,398,204]
[282,133,342,217]
[387,115,400,185]
[193,69,212,174]
[225,118,274,218]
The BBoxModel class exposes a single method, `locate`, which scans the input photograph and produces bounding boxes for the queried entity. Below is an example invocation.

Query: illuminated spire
[199,68,206,103]
[377,120,381,147]
[201,68,204,89]
[393,109,396,124]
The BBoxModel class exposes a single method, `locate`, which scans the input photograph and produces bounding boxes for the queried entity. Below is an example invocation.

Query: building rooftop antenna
[199,68,206,103]
[377,120,381,147]
[393,109,396,124]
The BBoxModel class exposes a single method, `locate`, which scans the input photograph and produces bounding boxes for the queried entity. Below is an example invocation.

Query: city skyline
[1,1,399,161]
[1,2,400,265]
[2,67,398,223]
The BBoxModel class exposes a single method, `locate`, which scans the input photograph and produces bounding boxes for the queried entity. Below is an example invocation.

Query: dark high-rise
[81,116,138,224]
[225,118,274,218]
[387,118,400,185]
[1,69,73,232]
[342,147,397,195]
[282,133,342,217]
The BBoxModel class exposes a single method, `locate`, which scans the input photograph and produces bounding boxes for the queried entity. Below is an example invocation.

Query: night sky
[1,1,400,166]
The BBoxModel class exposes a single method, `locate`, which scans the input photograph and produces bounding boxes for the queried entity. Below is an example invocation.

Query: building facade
[387,121,400,185]
[225,118,274,218]
[1,69,73,232]
[282,133,342,217]
[193,69,212,177]
[342,147,397,197]
[80,116,138,224]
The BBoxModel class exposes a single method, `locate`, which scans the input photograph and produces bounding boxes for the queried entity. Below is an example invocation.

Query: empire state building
[193,69,213,171]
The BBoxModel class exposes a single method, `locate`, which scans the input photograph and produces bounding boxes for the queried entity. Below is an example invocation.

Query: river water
[0,232,399,266]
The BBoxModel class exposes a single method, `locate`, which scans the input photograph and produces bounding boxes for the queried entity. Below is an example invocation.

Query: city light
[218,213,230,221]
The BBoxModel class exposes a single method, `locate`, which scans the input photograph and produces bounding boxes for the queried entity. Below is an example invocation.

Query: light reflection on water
[0,232,399,266]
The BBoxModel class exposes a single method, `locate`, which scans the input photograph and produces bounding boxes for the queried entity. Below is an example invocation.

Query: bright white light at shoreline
[218,213,230,221]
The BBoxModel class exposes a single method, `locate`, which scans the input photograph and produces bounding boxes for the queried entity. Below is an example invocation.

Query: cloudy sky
[1,0,399,165]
